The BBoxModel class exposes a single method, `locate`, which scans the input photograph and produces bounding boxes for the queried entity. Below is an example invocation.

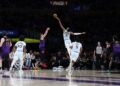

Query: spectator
[94,41,103,70]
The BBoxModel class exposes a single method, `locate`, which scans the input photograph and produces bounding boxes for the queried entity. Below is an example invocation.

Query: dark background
[0,0,120,52]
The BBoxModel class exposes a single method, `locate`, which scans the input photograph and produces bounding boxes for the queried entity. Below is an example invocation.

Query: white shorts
[70,51,79,62]
[64,40,71,48]
[13,51,24,61]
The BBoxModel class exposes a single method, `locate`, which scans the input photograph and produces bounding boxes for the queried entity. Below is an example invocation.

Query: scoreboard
[50,0,68,6]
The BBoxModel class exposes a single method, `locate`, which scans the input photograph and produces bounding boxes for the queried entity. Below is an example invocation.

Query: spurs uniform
[63,30,71,48]
[14,41,26,60]
[10,41,26,71]
[70,42,82,62]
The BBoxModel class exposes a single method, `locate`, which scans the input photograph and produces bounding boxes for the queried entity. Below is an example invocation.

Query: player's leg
[65,48,72,71]
[68,48,81,76]
[66,59,73,71]
[67,52,77,76]
[64,39,71,56]
[68,60,75,76]
[0,57,2,72]
[19,53,24,71]
[68,54,77,76]
[9,58,18,71]
[9,54,18,71]
[66,46,71,56]
[65,42,72,71]
[20,59,24,71]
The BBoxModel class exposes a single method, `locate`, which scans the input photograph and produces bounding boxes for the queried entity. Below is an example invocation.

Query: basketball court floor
[0,70,120,86]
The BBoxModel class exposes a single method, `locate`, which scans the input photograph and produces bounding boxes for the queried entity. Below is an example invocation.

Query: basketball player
[39,27,50,54]
[9,35,26,72]
[53,13,85,56]
[67,41,82,76]
[0,32,12,72]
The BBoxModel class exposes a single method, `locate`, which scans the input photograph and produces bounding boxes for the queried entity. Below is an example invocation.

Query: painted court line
[59,75,120,80]
[2,75,120,85]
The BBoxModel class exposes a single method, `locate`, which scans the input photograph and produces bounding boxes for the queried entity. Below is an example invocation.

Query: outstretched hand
[53,13,59,20]
[47,27,50,31]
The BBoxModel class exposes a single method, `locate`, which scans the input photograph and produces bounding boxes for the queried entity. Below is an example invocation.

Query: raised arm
[70,32,86,35]
[53,13,66,31]
[42,27,50,39]
[0,38,5,47]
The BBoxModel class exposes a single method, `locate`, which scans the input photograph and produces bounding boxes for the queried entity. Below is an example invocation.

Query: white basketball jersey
[15,41,26,52]
[71,42,82,53]
[63,30,70,41]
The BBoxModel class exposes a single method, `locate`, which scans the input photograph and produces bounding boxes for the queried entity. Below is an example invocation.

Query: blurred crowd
[1,35,119,71]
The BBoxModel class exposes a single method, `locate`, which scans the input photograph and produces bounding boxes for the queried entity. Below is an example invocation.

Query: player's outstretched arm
[53,13,66,31]
[70,32,86,35]
[43,27,50,39]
